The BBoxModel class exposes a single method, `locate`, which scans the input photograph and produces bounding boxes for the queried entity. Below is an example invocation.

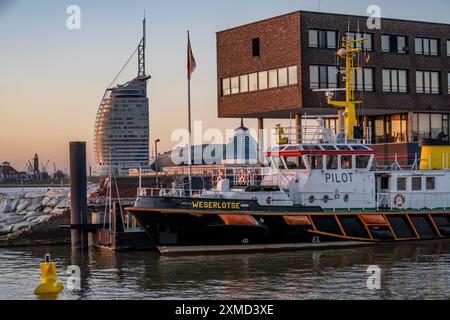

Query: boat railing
[210,166,291,189]
[375,152,450,171]
[274,125,372,145]
[137,187,209,198]
[136,187,450,211]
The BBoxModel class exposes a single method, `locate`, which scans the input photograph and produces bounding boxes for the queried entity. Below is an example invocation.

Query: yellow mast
[327,36,367,140]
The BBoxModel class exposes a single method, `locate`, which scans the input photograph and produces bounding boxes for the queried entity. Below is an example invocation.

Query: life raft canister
[394,193,406,209]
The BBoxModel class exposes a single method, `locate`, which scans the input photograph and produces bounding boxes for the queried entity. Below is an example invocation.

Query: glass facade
[221,65,298,96]
[368,113,450,144]
[94,79,150,176]
[412,113,450,141]
[370,114,408,143]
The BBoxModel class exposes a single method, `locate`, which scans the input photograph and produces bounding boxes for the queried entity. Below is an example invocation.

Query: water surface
[1,241,450,300]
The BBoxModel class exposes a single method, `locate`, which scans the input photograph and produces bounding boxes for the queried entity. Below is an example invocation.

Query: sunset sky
[1,0,449,173]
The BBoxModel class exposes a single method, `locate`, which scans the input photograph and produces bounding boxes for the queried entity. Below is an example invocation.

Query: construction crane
[26,160,34,175]
[41,160,50,174]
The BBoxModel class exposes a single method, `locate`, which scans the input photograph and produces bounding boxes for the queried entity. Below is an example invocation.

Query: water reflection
[1,240,450,300]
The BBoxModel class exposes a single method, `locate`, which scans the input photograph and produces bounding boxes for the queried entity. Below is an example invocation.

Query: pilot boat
[126,35,450,254]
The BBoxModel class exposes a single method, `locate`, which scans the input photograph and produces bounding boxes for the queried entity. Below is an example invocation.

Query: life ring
[394,193,406,209]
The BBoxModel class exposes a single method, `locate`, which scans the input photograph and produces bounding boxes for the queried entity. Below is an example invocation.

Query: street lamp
[154,139,161,187]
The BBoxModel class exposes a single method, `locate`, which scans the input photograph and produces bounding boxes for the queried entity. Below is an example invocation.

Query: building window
[412,113,450,142]
[309,29,337,49]
[416,71,440,94]
[258,71,268,90]
[221,65,297,96]
[231,76,239,94]
[447,40,450,56]
[448,72,450,94]
[249,73,258,92]
[310,65,338,89]
[354,68,374,91]
[415,38,439,56]
[268,69,278,88]
[252,38,260,57]
[383,69,408,92]
[346,32,373,51]
[279,68,288,87]
[222,78,230,96]
[412,177,422,191]
[288,66,298,85]
[382,35,407,54]
[370,114,408,143]
[240,75,248,93]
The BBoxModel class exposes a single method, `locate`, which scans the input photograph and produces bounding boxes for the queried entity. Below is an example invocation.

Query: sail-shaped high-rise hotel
[94,18,151,176]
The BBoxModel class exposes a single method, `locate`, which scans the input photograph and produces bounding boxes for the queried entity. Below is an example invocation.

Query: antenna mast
[327,35,366,140]
[138,15,146,78]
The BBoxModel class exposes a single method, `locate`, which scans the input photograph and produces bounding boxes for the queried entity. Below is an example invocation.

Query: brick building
[216,11,450,153]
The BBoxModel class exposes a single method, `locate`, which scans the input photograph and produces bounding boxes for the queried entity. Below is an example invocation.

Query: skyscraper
[94,18,151,176]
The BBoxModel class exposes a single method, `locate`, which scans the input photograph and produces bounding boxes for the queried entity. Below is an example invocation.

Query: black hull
[128,196,450,254]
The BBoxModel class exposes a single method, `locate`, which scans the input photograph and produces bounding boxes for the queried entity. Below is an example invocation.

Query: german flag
[187,31,196,80]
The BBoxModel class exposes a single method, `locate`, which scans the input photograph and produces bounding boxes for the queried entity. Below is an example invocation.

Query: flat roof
[216,10,450,34]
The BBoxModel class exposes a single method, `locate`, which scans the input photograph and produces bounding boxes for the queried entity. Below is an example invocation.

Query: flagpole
[187,30,193,196]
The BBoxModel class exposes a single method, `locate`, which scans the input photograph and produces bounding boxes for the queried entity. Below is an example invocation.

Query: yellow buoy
[34,254,64,295]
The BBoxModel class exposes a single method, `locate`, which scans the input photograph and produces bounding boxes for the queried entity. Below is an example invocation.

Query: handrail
[136,187,450,212]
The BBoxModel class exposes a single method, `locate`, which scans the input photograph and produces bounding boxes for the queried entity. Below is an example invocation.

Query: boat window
[307,155,323,170]
[341,155,353,169]
[303,145,322,151]
[326,155,338,170]
[271,146,281,152]
[426,177,435,190]
[322,145,337,151]
[380,176,389,189]
[397,177,407,191]
[351,145,369,151]
[356,155,371,169]
[336,145,351,150]
[285,156,306,169]
[272,156,285,169]
[412,177,422,191]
